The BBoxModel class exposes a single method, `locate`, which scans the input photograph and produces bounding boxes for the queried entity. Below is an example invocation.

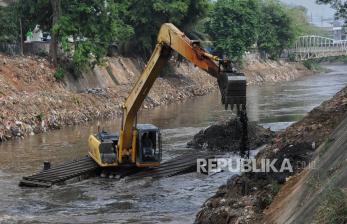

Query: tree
[317,0,347,20]
[257,0,295,59]
[52,0,134,71]
[205,0,260,62]
[50,0,61,67]
[0,4,19,43]
[17,0,53,58]
[285,6,329,37]
[8,0,208,69]
[122,0,209,58]
[17,0,133,71]
[18,0,52,35]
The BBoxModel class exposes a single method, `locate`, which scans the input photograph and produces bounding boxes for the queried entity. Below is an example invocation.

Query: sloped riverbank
[0,53,312,142]
[195,85,347,224]
[0,65,345,224]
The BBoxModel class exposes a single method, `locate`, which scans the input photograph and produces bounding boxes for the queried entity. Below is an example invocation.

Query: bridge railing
[288,35,347,61]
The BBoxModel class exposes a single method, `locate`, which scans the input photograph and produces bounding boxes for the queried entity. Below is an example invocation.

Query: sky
[280,0,336,27]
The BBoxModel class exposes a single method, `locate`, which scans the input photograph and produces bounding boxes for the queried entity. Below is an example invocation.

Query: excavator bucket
[223,73,247,111]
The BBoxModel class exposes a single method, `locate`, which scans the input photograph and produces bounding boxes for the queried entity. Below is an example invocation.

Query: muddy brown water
[1,65,347,223]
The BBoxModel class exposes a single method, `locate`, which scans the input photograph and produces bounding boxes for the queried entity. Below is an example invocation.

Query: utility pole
[16,0,24,56]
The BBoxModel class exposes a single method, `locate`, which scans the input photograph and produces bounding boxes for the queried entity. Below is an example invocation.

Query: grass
[307,170,322,191]
[302,59,322,71]
[315,187,347,224]
[36,112,44,122]
[54,67,64,81]
[304,56,347,66]
[271,181,281,195]
[319,137,335,157]
[72,96,81,105]
[301,55,347,72]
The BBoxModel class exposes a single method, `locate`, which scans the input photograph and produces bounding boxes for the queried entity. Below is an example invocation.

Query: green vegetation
[317,0,347,21]
[36,112,44,122]
[286,5,329,37]
[54,67,64,81]
[306,55,347,64]
[302,56,347,71]
[204,0,326,62]
[315,187,347,224]
[121,0,209,57]
[0,5,19,43]
[0,0,327,71]
[257,0,295,59]
[270,181,281,195]
[302,60,321,71]
[319,137,335,156]
[53,1,134,71]
[205,0,260,61]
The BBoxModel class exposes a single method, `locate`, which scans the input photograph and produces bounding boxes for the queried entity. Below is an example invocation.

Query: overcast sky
[280,0,336,26]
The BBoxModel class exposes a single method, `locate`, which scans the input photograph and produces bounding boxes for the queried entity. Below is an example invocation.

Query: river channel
[0,65,347,223]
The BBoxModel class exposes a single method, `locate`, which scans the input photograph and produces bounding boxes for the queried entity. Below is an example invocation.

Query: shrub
[54,67,64,81]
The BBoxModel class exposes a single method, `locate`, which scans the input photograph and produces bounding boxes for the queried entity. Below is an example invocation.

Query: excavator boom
[120,23,245,150]
[88,23,246,167]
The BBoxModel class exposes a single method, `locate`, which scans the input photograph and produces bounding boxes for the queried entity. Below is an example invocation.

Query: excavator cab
[136,124,162,167]
[88,124,162,168]
[88,23,248,169]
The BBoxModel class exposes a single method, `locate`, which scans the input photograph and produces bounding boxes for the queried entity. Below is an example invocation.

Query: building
[332,21,347,41]
[0,0,14,7]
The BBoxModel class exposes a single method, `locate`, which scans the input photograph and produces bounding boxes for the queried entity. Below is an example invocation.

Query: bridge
[289,35,347,61]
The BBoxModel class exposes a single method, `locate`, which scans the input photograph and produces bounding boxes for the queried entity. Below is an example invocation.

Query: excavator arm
[88,23,246,166]
[118,23,246,160]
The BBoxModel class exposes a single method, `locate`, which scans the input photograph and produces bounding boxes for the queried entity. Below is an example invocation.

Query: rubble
[84,88,107,96]
[0,53,312,143]
[195,85,347,224]
[0,53,217,142]
[241,54,313,85]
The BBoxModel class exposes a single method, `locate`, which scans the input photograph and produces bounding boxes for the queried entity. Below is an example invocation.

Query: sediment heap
[187,119,274,151]
[195,85,347,224]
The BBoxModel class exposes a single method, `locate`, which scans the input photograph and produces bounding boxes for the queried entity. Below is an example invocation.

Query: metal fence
[0,42,21,55]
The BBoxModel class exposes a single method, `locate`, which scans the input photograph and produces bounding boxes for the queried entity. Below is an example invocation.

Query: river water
[0,65,347,223]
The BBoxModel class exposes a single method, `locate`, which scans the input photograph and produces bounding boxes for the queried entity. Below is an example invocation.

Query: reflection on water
[0,65,347,223]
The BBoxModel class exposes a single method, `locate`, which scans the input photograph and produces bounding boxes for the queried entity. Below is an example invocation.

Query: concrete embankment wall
[0,53,312,142]
[242,53,313,85]
[265,115,347,224]
[195,85,347,224]
[64,53,314,92]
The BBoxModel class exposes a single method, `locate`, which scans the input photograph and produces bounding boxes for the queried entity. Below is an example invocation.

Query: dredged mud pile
[187,119,274,151]
[195,85,347,224]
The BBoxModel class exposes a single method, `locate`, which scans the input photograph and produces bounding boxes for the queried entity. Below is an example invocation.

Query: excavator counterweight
[88,23,247,168]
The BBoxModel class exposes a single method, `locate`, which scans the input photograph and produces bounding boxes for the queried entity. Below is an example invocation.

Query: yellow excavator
[88,23,247,168]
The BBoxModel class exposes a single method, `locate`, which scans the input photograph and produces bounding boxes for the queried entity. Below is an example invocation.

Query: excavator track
[19,153,216,187]
[19,156,100,187]
[124,153,215,181]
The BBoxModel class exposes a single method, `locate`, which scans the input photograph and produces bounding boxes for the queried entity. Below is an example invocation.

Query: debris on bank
[242,54,314,85]
[0,53,216,142]
[188,119,274,151]
[195,86,347,224]
[264,116,347,224]
[0,53,312,143]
